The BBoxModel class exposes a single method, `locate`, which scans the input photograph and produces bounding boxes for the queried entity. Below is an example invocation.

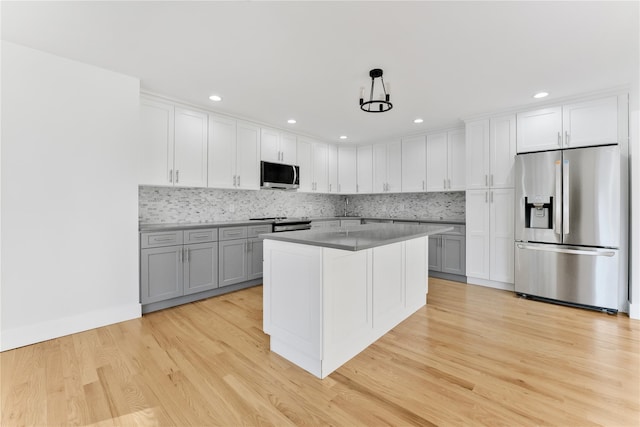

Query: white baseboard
[466,276,515,292]
[629,302,640,320]
[0,303,141,352]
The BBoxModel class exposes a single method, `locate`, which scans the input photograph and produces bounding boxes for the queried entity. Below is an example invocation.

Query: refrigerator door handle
[563,159,570,235]
[516,244,615,257]
[554,160,562,235]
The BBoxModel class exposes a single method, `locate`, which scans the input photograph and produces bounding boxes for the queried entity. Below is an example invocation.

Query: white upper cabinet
[139,98,174,186]
[139,97,207,188]
[261,128,297,164]
[356,145,373,193]
[338,146,357,193]
[297,139,329,193]
[372,141,401,193]
[208,117,259,190]
[313,142,329,193]
[401,135,427,192]
[517,95,619,153]
[466,115,515,189]
[327,144,338,193]
[426,129,465,192]
[562,96,618,149]
[173,108,208,187]
[235,122,260,190]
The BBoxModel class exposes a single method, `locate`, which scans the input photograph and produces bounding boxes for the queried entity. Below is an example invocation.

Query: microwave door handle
[292,165,297,185]
[554,160,562,235]
[563,159,569,235]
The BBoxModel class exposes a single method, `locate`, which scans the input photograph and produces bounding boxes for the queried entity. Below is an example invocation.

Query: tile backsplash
[346,192,465,220]
[139,186,465,224]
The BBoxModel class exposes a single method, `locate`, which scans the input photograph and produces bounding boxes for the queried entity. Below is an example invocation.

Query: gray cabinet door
[141,245,183,304]
[219,239,248,287]
[442,235,466,275]
[183,242,219,295]
[247,238,264,280]
[428,235,442,271]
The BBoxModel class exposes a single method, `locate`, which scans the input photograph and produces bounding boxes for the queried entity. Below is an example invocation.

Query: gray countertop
[310,216,465,225]
[261,224,453,251]
[139,219,272,232]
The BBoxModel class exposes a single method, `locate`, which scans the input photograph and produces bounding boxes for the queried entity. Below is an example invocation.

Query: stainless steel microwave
[260,161,299,189]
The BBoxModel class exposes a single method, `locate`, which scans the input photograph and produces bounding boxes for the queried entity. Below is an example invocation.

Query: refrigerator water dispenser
[524,196,553,229]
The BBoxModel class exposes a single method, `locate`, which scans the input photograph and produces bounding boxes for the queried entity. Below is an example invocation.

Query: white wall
[1,42,141,351]
[629,20,640,319]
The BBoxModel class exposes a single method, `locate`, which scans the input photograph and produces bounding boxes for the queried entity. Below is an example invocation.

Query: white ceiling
[2,1,638,144]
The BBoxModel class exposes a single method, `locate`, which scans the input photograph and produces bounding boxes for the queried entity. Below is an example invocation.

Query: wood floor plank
[2,278,639,426]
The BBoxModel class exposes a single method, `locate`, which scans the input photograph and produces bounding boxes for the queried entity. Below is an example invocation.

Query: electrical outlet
[228,204,235,213]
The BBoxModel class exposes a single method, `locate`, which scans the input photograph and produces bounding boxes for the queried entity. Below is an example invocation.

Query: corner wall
[1,42,141,350]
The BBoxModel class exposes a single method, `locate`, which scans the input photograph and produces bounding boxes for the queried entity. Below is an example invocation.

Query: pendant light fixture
[359,68,392,113]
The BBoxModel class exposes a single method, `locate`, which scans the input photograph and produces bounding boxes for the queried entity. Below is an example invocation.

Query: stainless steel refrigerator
[514,145,621,313]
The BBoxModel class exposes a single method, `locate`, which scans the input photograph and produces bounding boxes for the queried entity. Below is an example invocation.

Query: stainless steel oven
[250,217,311,232]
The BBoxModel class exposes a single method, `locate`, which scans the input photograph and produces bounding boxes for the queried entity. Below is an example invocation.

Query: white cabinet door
[280,133,298,164]
[401,136,426,192]
[235,122,260,190]
[489,189,514,283]
[356,145,373,193]
[387,141,402,193]
[465,190,490,280]
[426,132,448,192]
[372,143,388,193]
[489,114,516,188]
[516,106,562,153]
[465,119,490,190]
[174,108,208,187]
[260,128,280,162]
[562,96,618,149]
[139,98,174,186]
[296,139,313,192]
[208,115,236,189]
[327,144,338,193]
[448,129,466,191]
[338,146,357,193]
[313,142,329,193]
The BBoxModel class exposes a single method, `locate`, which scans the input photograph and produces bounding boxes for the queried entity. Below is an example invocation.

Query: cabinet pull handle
[490,191,494,203]
[422,180,425,190]
[443,179,446,189]
[329,183,332,192]
[185,248,189,263]
[233,175,236,186]
[485,175,488,186]
[565,131,570,146]
[557,132,562,146]
[169,169,173,183]
[176,170,180,183]
[485,191,488,203]
[154,236,174,242]
[356,184,359,192]
[448,179,451,189]
[237,175,241,187]
[178,248,183,263]
[490,175,493,186]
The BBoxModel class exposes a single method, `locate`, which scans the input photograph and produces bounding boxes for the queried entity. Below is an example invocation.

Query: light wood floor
[2,278,639,426]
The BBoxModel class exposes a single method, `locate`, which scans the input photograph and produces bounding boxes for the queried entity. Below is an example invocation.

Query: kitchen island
[261,224,452,378]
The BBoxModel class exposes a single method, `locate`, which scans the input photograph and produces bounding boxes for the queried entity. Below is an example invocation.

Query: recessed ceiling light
[533,92,549,99]
[209,95,222,102]
[287,119,296,124]
[413,118,424,124]
[339,135,347,140]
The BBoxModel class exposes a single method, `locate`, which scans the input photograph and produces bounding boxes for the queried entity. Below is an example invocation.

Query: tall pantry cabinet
[465,115,516,288]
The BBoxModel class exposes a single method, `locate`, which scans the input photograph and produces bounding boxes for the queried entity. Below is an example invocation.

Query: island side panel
[372,241,406,330]
[263,240,323,377]
[322,248,373,377]
[405,236,428,311]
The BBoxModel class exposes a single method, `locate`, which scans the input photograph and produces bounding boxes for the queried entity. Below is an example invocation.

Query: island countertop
[261,223,453,251]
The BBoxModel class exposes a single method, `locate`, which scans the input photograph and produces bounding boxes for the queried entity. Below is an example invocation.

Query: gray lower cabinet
[141,245,183,304]
[183,242,219,295]
[247,238,264,280]
[219,239,248,287]
[424,223,466,280]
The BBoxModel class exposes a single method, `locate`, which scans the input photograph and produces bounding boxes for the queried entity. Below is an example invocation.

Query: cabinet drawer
[248,225,272,238]
[184,228,218,244]
[219,226,248,241]
[141,231,183,248]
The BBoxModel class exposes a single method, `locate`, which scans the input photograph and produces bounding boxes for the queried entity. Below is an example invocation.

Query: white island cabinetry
[262,224,450,378]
